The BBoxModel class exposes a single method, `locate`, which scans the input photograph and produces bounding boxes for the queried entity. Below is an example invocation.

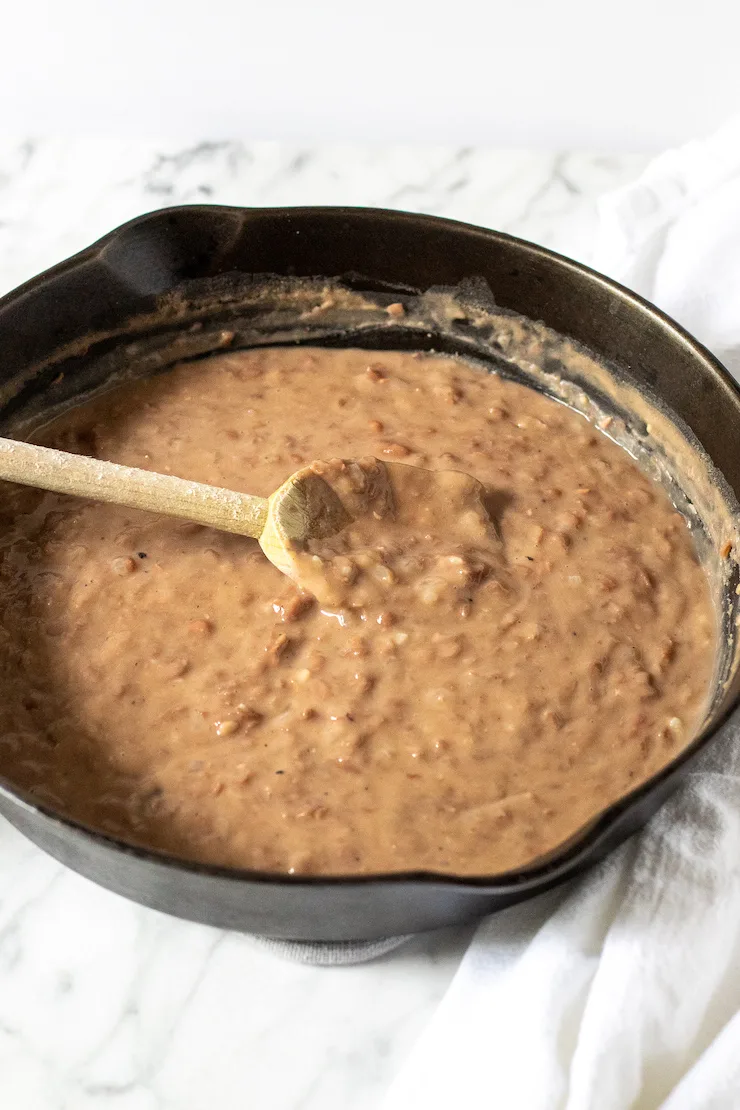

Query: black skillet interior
[0,205,738,941]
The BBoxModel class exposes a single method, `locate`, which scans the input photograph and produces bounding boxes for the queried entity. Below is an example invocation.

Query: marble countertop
[0,138,648,1110]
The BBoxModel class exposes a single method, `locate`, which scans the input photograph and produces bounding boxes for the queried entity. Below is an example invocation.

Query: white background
[3,0,740,148]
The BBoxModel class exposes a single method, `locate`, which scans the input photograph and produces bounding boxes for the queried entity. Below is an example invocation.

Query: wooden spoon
[0,439,493,601]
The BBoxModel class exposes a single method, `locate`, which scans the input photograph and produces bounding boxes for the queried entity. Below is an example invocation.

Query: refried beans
[0,347,716,875]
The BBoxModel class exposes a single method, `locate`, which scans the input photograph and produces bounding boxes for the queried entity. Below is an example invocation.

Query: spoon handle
[0,438,269,539]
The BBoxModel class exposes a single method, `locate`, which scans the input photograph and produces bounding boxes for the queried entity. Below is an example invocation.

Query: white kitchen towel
[248,933,409,964]
[382,116,740,1110]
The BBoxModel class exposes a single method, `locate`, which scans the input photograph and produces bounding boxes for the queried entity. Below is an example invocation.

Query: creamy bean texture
[0,347,716,875]
[274,456,499,608]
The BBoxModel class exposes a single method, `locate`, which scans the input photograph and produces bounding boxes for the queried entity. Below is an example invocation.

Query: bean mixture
[0,347,716,875]
[273,456,500,608]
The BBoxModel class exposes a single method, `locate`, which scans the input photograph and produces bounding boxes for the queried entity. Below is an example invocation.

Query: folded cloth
[248,934,409,965]
[382,117,740,1110]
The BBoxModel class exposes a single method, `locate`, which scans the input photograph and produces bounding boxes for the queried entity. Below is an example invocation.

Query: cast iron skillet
[0,205,739,941]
